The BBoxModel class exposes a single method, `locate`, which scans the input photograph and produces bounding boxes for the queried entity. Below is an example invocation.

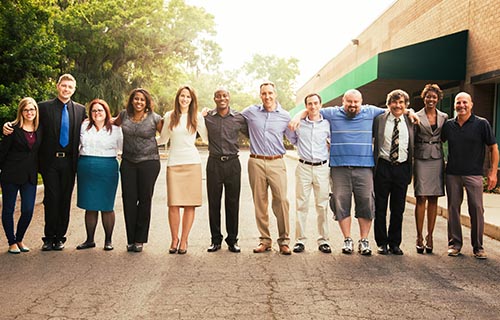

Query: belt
[209,154,239,162]
[250,154,283,160]
[299,159,327,166]
[55,152,69,158]
[416,140,440,145]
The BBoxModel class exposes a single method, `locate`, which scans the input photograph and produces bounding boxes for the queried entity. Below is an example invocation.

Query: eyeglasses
[91,109,105,113]
[23,108,36,113]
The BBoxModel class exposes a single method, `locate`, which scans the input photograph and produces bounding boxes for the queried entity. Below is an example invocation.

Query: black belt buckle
[220,156,229,162]
[56,152,66,158]
[300,159,326,166]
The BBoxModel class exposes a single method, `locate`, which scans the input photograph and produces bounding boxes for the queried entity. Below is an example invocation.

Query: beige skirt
[167,164,202,206]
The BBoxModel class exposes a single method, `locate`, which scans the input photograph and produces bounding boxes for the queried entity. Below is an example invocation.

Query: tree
[243,54,299,110]
[51,0,221,114]
[0,0,62,125]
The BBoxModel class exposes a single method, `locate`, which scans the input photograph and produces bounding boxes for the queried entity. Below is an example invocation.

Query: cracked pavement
[0,149,499,319]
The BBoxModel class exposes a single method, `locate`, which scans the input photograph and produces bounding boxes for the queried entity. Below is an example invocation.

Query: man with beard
[291,89,389,255]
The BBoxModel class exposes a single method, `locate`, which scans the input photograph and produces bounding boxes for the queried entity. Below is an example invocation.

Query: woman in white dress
[159,86,207,254]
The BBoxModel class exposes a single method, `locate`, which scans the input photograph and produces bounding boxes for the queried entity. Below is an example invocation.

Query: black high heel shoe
[425,235,433,254]
[416,237,424,254]
[177,242,187,254]
[169,239,179,254]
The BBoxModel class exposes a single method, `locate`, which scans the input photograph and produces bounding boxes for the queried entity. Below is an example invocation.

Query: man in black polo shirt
[442,92,498,259]
[204,88,248,253]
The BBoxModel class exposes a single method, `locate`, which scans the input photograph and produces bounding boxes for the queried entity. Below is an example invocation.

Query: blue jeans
[1,181,37,245]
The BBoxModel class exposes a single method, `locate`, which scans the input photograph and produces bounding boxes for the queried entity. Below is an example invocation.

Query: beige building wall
[297,0,500,104]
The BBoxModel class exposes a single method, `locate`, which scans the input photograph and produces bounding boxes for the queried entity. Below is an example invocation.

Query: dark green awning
[291,30,468,116]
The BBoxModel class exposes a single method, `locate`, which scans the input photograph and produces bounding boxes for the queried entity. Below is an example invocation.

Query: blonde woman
[0,98,42,254]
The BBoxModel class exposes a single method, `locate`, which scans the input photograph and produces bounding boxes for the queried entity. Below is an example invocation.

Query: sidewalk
[285,150,500,241]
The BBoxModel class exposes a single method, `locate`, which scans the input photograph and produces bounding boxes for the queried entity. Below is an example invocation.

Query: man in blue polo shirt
[442,92,498,259]
[292,89,387,255]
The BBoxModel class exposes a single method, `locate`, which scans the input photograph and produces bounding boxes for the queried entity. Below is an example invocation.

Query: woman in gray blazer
[414,84,448,254]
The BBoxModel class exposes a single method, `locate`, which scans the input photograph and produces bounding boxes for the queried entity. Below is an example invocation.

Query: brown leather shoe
[253,243,271,253]
[279,245,292,255]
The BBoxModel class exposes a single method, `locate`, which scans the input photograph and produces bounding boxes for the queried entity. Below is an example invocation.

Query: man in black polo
[442,92,498,259]
[204,88,247,253]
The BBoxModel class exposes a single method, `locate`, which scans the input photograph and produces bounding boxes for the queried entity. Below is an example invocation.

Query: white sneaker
[342,237,353,254]
[358,238,372,256]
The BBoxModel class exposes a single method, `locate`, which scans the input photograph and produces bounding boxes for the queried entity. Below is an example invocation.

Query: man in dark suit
[4,74,86,250]
[373,89,414,255]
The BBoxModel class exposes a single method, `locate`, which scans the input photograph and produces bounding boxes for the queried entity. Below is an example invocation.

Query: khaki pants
[295,162,330,245]
[248,158,290,246]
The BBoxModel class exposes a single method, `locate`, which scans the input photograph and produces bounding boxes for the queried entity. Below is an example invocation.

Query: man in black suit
[4,74,86,250]
[373,89,414,255]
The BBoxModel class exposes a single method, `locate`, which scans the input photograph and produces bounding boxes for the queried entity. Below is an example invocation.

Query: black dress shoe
[133,243,143,252]
[41,240,53,251]
[389,246,404,255]
[52,241,65,251]
[104,242,114,251]
[228,244,241,253]
[76,242,96,250]
[127,244,135,252]
[293,243,305,253]
[207,243,221,252]
[377,245,389,255]
[318,243,332,254]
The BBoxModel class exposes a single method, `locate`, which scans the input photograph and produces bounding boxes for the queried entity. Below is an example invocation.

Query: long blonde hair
[169,85,198,134]
[12,97,39,130]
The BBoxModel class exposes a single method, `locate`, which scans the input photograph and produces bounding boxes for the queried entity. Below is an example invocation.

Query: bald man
[292,89,386,255]
[442,92,498,259]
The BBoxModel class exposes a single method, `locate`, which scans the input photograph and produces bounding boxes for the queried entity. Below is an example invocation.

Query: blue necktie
[59,103,69,148]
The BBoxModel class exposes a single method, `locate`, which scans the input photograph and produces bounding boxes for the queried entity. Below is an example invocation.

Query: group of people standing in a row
[289,85,498,259]
[0,74,497,260]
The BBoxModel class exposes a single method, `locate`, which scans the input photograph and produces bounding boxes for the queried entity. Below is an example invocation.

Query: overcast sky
[186,0,395,87]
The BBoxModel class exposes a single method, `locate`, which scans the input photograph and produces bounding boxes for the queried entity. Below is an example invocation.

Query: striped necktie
[389,118,400,163]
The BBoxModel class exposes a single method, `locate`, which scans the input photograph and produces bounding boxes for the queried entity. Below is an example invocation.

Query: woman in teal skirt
[76,99,123,250]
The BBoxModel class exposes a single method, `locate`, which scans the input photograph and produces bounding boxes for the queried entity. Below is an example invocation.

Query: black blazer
[0,125,42,185]
[373,112,415,184]
[38,98,86,173]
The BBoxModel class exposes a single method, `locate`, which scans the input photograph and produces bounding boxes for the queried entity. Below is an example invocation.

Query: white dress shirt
[380,113,409,163]
[79,122,123,157]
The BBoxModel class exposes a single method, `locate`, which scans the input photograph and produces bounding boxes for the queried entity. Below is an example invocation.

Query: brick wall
[297,0,500,104]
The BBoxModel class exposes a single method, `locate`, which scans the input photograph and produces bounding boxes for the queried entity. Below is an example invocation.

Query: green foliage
[244,54,300,110]
[0,0,299,124]
[0,0,61,125]
[51,0,221,114]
